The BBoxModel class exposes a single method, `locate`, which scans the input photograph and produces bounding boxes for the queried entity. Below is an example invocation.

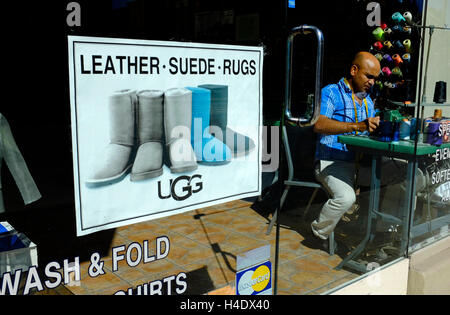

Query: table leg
[403,160,417,254]
[335,156,381,271]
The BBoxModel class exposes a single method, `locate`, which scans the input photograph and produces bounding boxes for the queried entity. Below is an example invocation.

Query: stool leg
[266,186,290,235]
[329,231,335,256]
[304,187,319,218]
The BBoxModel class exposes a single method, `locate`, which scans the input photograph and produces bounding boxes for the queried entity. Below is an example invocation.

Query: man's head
[347,51,381,94]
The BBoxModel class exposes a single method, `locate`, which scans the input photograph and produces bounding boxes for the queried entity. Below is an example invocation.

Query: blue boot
[186,87,232,165]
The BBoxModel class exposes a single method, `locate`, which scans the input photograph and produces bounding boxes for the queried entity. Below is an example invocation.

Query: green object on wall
[378,109,405,122]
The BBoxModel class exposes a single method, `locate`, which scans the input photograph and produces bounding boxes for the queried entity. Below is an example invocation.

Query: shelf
[387,100,450,107]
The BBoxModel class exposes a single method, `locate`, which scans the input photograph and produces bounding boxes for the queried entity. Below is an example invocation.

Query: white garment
[311,158,426,240]
[0,114,41,212]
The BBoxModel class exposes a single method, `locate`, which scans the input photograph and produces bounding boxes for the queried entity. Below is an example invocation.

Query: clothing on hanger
[0,114,41,212]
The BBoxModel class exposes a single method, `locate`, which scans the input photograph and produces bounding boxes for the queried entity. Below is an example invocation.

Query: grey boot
[198,84,255,157]
[131,90,164,181]
[164,88,198,173]
[86,89,136,187]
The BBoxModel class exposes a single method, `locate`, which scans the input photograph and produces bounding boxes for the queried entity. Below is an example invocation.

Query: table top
[338,135,450,157]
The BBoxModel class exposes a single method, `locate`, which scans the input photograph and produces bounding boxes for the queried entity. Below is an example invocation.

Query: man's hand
[364,116,380,133]
[314,115,380,135]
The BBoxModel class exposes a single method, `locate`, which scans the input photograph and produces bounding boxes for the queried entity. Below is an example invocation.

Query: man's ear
[350,65,358,77]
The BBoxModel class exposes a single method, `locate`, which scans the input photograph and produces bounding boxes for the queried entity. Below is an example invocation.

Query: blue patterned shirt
[315,78,375,162]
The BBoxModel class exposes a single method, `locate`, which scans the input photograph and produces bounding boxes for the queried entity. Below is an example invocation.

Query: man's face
[350,61,380,93]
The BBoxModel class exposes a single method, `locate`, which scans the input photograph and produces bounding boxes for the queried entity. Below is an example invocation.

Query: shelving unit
[368,3,422,107]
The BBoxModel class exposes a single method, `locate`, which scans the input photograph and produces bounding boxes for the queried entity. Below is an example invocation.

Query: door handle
[285,25,324,127]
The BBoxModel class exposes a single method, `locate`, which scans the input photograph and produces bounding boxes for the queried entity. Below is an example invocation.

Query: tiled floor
[15,176,442,296]
[30,198,358,295]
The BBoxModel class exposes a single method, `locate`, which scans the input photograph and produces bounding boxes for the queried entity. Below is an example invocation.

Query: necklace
[344,78,369,135]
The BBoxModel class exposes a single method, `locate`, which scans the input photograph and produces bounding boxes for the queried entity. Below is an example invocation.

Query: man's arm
[313,115,380,135]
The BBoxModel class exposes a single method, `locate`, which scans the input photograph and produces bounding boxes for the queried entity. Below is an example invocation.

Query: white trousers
[311,158,426,240]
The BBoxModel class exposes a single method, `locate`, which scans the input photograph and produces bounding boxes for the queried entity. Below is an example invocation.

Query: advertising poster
[68,36,263,236]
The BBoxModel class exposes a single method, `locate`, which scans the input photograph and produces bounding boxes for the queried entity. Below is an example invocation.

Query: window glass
[1,0,281,296]
[2,0,446,297]
[409,0,450,253]
[275,0,428,295]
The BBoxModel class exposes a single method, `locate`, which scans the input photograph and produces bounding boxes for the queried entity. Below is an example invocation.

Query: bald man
[314,52,381,137]
[310,52,425,250]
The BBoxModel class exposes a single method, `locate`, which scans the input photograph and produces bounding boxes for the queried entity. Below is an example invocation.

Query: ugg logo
[158,175,203,201]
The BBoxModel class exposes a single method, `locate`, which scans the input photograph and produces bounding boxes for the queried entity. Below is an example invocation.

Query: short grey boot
[131,90,164,181]
[164,88,198,173]
[86,90,136,187]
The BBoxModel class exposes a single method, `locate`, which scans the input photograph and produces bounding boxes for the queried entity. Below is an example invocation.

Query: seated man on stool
[311,51,424,251]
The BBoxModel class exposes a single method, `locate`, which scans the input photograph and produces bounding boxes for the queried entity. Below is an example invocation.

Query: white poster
[68,36,263,236]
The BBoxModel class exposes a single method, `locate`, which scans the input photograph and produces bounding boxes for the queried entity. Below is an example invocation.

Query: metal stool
[265,126,335,255]
[265,25,334,254]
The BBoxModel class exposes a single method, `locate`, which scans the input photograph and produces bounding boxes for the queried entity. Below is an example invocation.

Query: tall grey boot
[198,84,255,157]
[131,90,164,181]
[164,88,198,173]
[86,89,136,187]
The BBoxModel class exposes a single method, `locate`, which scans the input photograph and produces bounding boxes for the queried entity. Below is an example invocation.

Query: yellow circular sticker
[251,265,271,292]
